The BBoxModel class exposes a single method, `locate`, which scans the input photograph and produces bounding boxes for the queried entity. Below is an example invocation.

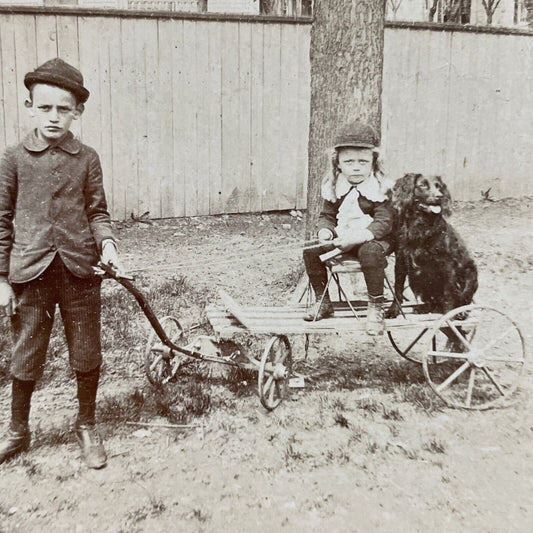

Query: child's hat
[333,120,380,150]
[24,58,90,103]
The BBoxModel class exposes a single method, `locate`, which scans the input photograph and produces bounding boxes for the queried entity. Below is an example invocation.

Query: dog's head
[391,173,452,217]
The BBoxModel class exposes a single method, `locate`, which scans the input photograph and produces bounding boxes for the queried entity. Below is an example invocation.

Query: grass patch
[422,438,447,454]
[33,420,73,448]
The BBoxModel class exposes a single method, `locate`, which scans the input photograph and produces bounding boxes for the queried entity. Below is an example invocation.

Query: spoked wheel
[258,335,292,411]
[144,316,186,386]
[387,327,451,364]
[422,305,526,410]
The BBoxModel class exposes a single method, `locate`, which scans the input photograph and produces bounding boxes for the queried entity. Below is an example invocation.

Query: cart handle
[95,262,204,360]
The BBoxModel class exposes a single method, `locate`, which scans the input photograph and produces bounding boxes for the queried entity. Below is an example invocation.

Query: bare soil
[1,198,532,533]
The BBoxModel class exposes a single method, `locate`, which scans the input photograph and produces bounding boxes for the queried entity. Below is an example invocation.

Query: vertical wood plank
[55,15,81,139]
[0,16,18,146]
[295,24,310,210]
[56,16,80,67]
[182,20,199,216]
[35,15,58,64]
[195,20,211,216]
[261,23,281,211]
[249,23,264,212]
[279,23,299,210]
[109,19,130,219]
[220,21,241,213]
[423,29,451,175]
[95,17,119,217]
[170,19,186,218]
[238,22,253,213]
[0,24,5,151]
[78,16,102,158]
[207,20,223,215]
[157,18,176,218]
[138,18,160,218]
[13,14,38,140]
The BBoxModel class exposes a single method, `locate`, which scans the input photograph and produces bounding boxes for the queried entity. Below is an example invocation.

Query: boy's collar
[23,129,81,155]
[336,173,387,202]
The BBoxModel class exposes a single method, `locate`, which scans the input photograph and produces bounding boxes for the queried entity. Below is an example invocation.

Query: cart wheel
[144,316,186,386]
[422,305,526,409]
[258,335,292,411]
[388,328,450,364]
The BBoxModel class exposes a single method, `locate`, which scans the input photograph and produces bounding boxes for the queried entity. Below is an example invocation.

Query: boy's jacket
[0,130,114,282]
[318,173,393,241]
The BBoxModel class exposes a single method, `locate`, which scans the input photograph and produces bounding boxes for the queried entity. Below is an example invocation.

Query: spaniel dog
[386,173,478,318]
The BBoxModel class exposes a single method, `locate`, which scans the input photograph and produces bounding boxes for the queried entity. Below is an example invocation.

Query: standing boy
[0,58,120,469]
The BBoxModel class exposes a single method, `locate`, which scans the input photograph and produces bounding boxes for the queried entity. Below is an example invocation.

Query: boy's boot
[366,294,385,336]
[75,367,107,469]
[304,282,334,322]
[0,378,34,464]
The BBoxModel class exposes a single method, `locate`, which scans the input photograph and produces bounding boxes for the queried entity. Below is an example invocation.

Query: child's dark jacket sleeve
[316,199,339,236]
[0,149,16,277]
[366,199,394,240]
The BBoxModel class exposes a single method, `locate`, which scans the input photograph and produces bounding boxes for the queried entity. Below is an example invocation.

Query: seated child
[303,120,394,335]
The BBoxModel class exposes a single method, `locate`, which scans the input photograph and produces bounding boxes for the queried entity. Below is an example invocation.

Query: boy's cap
[24,58,89,103]
[333,120,380,149]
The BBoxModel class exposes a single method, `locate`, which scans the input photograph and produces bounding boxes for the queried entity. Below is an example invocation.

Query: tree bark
[306,0,387,237]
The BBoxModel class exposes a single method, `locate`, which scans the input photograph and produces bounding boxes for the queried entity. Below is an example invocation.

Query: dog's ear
[392,173,419,213]
[437,176,452,216]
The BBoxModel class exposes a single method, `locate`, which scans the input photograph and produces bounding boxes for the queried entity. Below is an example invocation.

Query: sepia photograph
[0,1,532,531]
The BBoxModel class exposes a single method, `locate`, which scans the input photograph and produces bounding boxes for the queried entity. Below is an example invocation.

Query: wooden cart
[100,264,526,412]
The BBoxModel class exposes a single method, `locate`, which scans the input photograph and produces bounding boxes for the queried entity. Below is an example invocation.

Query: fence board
[295,22,310,210]
[207,21,223,215]
[169,18,186,218]
[0,12,532,219]
[35,15,58,65]
[181,20,199,216]
[250,24,264,212]
[280,24,299,210]
[1,17,20,146]
[195,20,212,216]
[261,23,282,211]
[220,22,242,213]
[157,19,176,218]
[238,22,253,213]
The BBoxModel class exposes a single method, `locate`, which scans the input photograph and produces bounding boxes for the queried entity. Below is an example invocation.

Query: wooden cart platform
[206,290,475,339]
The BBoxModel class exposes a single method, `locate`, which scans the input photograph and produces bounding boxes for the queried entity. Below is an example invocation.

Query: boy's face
[26,84,83,143]
[337,147,374,185]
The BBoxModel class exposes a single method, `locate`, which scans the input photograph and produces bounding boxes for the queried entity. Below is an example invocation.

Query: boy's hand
[317,229,334,242]
[0,281,16,316]
[333,230,373,251]
[100,240,122,270]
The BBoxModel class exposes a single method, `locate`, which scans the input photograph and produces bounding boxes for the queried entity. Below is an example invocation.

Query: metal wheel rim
[422,304,526,410]
[258,335,292,411]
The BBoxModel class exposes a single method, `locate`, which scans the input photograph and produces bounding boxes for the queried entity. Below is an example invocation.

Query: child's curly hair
[321,147,387,203]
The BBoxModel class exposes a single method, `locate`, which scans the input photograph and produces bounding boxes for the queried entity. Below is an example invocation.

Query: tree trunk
[306,0,387,237]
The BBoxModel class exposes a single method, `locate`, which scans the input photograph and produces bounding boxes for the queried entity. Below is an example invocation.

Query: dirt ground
[1,198,532,533]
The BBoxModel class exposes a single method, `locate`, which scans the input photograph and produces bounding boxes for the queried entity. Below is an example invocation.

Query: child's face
[337,147,374,185]
[26,84,83,143]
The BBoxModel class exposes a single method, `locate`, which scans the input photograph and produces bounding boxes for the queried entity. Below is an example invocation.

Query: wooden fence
[382,21,533,201]
[0,9,532,219]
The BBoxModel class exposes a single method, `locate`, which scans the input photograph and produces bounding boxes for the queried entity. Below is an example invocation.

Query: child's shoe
[304,296,334,321]
[75,423,107,469]
[366,294,385,336]
[0,425,30,464]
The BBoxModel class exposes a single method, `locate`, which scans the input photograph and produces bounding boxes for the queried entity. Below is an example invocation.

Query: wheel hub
[273,363,288,380]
